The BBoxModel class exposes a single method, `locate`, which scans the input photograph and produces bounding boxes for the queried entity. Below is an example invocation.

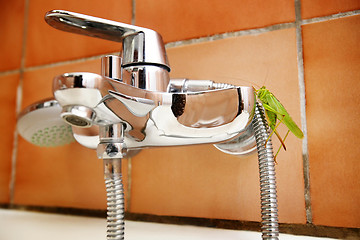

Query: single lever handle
[45,10,170,70]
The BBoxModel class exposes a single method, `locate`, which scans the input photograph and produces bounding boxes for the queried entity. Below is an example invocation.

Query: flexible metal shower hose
[253,102,279,240]
[104,158,125,240]
[203,82,280,239]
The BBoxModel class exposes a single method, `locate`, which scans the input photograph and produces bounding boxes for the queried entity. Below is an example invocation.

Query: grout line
[3,203,360,239]
[127,0,136,210]
[301,9,360,25]
[126,157,132,211]
[131,0,136,25]
[165,22,296,48]
[24,52,120,72]
[165,9,360,49]
[0,69,21,77]
[0,52,120,77]
[294,0,312,224]
[126,0,136,212]
[9,0,30,206]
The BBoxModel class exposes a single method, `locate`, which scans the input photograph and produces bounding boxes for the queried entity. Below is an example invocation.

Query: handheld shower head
[17,99,74,147]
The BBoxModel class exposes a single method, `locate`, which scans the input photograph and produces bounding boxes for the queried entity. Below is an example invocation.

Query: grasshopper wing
[283,115,304,139]
[265,93,304,139]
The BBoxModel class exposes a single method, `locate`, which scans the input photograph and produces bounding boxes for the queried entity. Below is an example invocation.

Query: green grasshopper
[254,86,304,161]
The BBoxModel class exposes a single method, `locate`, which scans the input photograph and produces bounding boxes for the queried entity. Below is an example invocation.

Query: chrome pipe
[102,55,122,81]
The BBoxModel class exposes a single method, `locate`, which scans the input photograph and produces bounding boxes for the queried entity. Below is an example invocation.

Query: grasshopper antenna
[218,75,262,89]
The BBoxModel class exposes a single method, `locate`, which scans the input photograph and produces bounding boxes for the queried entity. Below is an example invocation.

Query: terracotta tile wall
[0,0,359,232]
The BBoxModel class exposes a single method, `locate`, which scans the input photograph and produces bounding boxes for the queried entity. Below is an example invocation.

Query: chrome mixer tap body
[44,10,256,151]
[53,71,255,150]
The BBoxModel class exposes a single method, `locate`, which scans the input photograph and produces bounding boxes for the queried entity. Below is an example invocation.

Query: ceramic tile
[14,138,104,209]
[0,0,25,71]
[130,28,306,223]
[135,0,295,43]
[25,0,131,67]
[0,74,19,204]
[303,15,360,228]
[15,134,130,210]
[301,0,360,19]
[131,146,262,221]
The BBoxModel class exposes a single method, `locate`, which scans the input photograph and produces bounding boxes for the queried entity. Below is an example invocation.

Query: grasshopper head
[256,86,269,100]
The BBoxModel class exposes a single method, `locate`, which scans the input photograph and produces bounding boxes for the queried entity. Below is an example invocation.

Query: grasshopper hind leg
[264,111,287,151]
[274,130,290,163]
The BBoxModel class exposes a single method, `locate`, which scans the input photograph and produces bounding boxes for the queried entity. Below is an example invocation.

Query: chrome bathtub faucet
[17,10,279,240]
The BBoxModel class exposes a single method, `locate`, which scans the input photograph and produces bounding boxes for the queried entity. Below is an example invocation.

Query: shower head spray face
[17,99,74,147]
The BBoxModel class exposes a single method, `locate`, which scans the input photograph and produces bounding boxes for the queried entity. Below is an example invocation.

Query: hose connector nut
[97,142,127,159]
